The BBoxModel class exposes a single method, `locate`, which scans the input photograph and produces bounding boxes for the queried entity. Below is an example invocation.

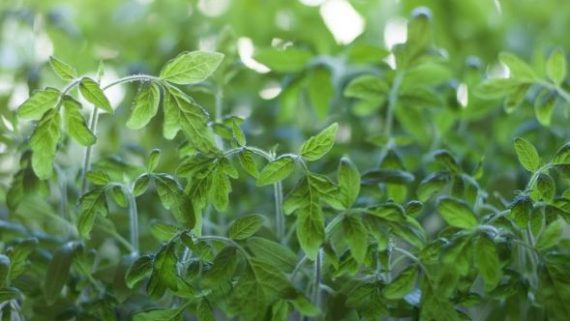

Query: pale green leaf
[79,77,113,113]
[160,51,224,85]
[17,88,60,120]
[514,137,540,172]
[437,197,478,229]
[62,96,96,146]
[127,83,161,129]
[342,215,368,264]
[49,56,76,81]
[299,123,338,161]
[29,109,61,179]
[338,156,360,208]
[546,49,567,85]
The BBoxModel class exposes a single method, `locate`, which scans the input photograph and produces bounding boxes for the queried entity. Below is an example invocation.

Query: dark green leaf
[125,255,153,289]
[437,197,478,229]
[45,242,80,305]
[342,215,368,264]
[474,235,501,291]
[384,265,417,299]
[338,156,360,208]
[228,214,265,240]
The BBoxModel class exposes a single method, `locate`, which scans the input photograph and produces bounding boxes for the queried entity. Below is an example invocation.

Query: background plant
[1,0,570,321]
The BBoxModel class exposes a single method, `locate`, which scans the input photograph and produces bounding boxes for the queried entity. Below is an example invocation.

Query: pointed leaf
[228,214,265,240]
[160,51,224,85]
[79,77,112,113]
[127,83,161,129]
[299,123,338,161]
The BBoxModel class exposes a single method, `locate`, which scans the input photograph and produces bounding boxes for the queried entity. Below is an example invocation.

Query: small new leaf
[160,51,224,85]
[514,137,540,172]
[79,77,113,113]
[49,56,77,81]
[299,123,338,161]
[228,214,265,240]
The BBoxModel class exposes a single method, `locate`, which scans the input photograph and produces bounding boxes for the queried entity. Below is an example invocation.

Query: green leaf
[134,173,151,196]
[49,56,76,81]
[150,222,178,241]
[342,215,368,264]
[308,68,333,120]
[474,235,501,291]
[231,118,246,145]
[78,188,108,238]
[553,143,570,165]
[433,150,460,173]
[147,149,161,172]
[546,49,567,85]
[127,83,161,129]
[536,219,564,251]
[239,150,259,178]
[437,197,478,229]
[160,51,224,85]
[361,169,415,185]
[0,255,9,288]
[125,255,153,288]
[499,52,537,81]
[474,78,522,99]
[208,163,232,212]
[0,287,20,303]
[534,90,557,126]
[163,86,214,150]
[62,96,96,146]
[197,300,215,321]
[296,203,324,260]
[228,214,265,240]
[299,123,338,161]
[6,238,37,280]
[345,75,390,101]
[133,306,185,321]
[536,173,555,201]
[29,109,61,179]
[257,155,296,186]
[338,156,360,208]
[384,265,417,299]
[151,243,178,292]
[45,242,80,305]
[246,237,298,273]
[204,246,239,286]
[514,137,540,172]
[79,77,113,113]
[249,258,296,298]
[254,48,312,73]
[17,87,60,120]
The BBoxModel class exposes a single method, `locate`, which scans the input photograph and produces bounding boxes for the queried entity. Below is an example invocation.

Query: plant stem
[312,249,323,320]
[79,74,158,194]
[274,181,285,241]
[80,107,99,194]
[127,188,139,256]
[384,72,403,137]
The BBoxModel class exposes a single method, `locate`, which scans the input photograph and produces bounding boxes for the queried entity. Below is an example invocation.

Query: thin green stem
[79,74,159,194]
[274,181,285,241]
[127,187,139,256]
[312,248,323,319]
[538,80,570,102]
[384,72,404,137]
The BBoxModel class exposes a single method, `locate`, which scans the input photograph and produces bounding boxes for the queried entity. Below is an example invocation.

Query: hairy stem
[384,72,404,137]
[312,249,323,320]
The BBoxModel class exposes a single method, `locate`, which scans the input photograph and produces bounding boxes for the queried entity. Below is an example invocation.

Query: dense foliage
[1,0,570,320]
